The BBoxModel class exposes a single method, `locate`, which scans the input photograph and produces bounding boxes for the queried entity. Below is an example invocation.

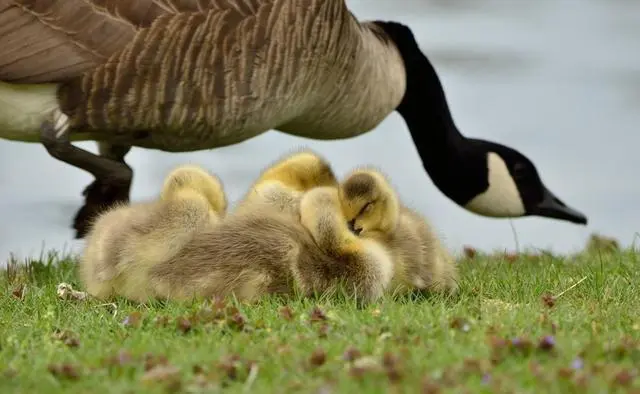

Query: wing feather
[0,0,267,83]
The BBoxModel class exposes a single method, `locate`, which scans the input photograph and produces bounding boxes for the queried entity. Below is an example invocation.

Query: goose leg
[39,120,133,239]
[75,142,133,237]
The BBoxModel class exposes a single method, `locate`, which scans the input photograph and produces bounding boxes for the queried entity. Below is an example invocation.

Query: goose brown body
[3,0,405,149]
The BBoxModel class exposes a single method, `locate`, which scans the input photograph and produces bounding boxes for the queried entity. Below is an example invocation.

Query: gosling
[339,168,459,295]
[79,164,227,302]
[235,148,338,216]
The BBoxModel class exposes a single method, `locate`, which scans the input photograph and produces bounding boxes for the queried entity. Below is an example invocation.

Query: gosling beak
[529,186,588,225]
[347,219,362,235]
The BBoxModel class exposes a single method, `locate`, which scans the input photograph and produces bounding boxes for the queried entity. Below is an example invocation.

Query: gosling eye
[359,202,373,215]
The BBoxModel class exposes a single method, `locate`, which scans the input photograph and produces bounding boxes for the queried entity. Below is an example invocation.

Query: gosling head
[339,169,400,236]
[372,21,588,225]
[267,150,338,192]
[160,164,227,215]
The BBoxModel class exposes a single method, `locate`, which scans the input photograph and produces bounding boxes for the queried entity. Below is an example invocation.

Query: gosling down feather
[79,163,227,302]
[235,148,338,216]
[83,153,394,304]
[0,0,587,238]
[90,184,395,305]
[340,168,459,295]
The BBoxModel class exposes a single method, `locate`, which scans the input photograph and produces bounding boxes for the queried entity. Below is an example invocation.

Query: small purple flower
[511,338,522,346]
[481,373,491,385]
[571,357,584,370]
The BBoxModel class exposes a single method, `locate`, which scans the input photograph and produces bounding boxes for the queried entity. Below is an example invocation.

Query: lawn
[1,239,639,393]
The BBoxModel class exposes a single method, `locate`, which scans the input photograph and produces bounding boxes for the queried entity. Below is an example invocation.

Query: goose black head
[373,20,588,225]
[454,139,588,225]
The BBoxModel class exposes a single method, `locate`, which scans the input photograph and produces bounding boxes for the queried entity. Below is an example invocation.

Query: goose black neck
[374,21,488,205]
[397,49,463,160]
[373,21,465,161]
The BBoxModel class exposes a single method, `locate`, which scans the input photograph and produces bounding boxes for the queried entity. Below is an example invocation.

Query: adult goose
[0,0,587,237]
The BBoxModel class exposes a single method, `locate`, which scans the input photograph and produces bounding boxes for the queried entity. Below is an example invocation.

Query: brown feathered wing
[0,0,265,83]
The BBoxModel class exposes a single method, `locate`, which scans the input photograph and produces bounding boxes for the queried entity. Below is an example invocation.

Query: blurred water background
[1,0,638,263]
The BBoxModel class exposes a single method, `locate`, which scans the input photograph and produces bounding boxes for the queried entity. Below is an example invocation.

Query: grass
[1,243,639,393]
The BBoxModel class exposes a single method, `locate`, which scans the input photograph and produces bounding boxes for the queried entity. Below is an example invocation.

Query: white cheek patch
[464,152,526,217]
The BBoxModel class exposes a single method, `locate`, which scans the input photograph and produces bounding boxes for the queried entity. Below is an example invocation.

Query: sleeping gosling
[339,168,459,295]
[79,164,227,302]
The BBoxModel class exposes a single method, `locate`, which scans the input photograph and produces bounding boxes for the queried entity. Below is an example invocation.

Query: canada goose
[79,163,227,302]
[235,148,338,215]
[0,0,587,238]
[340,168,458,295]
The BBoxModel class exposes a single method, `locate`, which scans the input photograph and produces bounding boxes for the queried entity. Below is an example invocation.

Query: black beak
[347,219,362,235]
[529,187,588,225]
